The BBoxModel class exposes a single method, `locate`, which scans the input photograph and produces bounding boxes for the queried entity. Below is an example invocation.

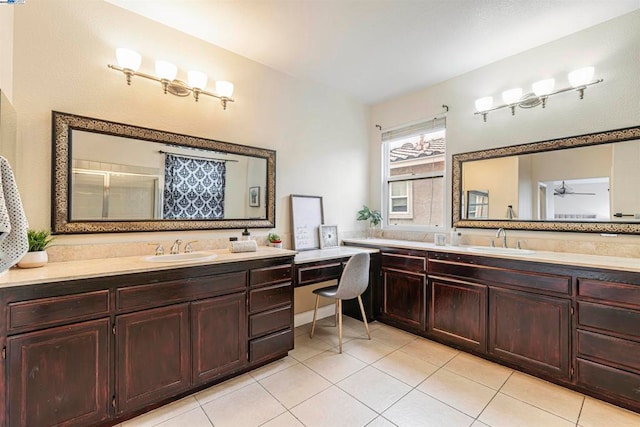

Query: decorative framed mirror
[452,125,640,234]
[52,111,276,234]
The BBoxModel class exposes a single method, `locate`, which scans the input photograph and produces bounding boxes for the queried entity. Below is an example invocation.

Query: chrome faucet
[169,239,183,254]
[496,228,508,248]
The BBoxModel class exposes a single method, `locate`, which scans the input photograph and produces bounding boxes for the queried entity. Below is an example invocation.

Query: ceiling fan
[553,181,596,197]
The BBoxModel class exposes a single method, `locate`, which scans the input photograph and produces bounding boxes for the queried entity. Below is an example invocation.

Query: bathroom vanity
[0,248,295,427]
[344,238,640,415]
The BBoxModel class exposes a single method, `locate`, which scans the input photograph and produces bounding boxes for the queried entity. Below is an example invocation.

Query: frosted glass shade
[532,78,555,96]
[568,66,595,87]
[188,70,208,89]
[475,96,493,112]
[216,81,234,98]
[155,60,178,81]
[116,48,141,71]
[502,88,523,105]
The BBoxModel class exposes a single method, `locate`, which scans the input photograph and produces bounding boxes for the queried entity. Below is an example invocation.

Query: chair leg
[310,294,320,338]
[338,299,343,353]
[334,300,339,327]
[357,295,371,340]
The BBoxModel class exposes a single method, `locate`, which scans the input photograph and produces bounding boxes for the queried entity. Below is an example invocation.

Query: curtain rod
[375,104,449,132]
[158,150,239,163]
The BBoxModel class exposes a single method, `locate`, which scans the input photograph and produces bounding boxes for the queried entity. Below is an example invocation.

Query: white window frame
[381,117,446,232]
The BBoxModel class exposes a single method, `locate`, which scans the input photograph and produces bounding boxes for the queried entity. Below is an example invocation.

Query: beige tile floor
[119,317,640,427]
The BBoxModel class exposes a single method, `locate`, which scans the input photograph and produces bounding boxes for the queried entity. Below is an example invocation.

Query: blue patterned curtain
[163,154,225,219]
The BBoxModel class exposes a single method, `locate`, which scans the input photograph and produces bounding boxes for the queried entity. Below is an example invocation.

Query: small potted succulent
[357,205,383,238]
[18,229,54,268]
[267,232,283,249]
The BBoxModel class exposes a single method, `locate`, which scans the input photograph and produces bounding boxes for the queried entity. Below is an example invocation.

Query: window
[382,118,446,229]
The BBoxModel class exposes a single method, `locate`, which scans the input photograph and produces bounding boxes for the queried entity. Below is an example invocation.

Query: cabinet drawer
[249,282,292,313]
[577,330,640,373]
[249,306,292,338]
[382,253,426,272]
[249,328,293,363]
[8,290,110,333]
[117,271,246,312]
[578,279,640,308]
[429,259,570,295]
[250,264,292,288]
[578,301,640,340]
[297,262,342,286]
[577,358,640,404]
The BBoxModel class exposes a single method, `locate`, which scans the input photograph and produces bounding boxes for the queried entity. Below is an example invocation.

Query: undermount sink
[143,252,218,263]
[467,246,536,255]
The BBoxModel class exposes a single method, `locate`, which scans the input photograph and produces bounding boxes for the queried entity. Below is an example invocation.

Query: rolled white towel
[229,240,258,253]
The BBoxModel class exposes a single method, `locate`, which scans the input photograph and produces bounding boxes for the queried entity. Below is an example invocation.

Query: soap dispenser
[241,228,251,241]
[450,227,460,246]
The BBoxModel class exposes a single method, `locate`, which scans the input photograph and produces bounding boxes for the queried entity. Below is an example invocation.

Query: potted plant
[357,205,383,238]
[18,229,54,268]
[267,232,283,249]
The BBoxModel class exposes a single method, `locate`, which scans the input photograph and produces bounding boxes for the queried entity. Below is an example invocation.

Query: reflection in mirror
[53,112,276,233]
[452,126,640,234]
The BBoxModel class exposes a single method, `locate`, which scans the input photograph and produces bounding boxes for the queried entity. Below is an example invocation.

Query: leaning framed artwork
[290,194,324,250]
[249,186,260,207]
[319,225,339,248]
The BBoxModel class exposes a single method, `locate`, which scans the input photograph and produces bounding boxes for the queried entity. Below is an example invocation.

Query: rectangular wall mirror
[52,111,276,234]
[452,125,640,234]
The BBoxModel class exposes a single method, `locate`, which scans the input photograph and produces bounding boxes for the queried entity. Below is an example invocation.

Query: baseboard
[294,304,335,328]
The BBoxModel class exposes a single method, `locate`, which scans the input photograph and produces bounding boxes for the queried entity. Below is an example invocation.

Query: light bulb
[474,96,493,112]
[568,66,595,87]
[155,60,178,81]
[502,88,523,105]
[115,48,141,71]
[532,78,555,96]
[216,81,234,98]
[188,70,208,90]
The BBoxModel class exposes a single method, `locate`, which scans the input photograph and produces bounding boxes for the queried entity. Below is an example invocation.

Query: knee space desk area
[293,246,380,323]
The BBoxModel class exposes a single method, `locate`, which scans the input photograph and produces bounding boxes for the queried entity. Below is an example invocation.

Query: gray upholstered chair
[309,252,371,353]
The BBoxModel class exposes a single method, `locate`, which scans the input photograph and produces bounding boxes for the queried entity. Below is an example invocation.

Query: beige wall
[463,157,519,219]
[1,0,371,249]
[371,10,640,253]
[0,6,13,102]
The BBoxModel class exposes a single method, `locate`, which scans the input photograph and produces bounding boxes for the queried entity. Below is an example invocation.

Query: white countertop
[294,246,379,264]
[0,247,297,289]
[342,238,640,273]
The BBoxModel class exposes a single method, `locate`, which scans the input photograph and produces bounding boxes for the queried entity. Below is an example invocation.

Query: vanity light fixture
[108,48,235,110]
[474,66,602,122]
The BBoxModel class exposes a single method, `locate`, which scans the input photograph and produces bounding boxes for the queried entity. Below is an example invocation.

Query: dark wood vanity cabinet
[380,250,427,332]
[428,274,486,352]
[576,276,640,411]
[7,319,111,427]
[0,255,295,427]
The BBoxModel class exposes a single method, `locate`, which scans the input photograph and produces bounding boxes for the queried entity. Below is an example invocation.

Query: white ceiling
[106,0,640,104]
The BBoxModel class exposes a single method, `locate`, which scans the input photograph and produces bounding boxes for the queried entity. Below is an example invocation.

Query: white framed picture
[319,225,339,248]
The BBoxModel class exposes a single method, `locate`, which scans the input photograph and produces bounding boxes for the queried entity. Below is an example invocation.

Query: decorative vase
[367,225,376,239]
[17,251,48,268]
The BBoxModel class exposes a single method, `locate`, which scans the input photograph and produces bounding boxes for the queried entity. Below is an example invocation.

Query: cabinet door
[429,276,487,352]
[7,319,110,427]
[382,268,426,330]
[192,293,247,385]
[116,303,190,414]
[489,288,571,379]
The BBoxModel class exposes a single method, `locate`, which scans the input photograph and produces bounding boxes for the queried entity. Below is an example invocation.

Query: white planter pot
[17,251,48,268]
[271,242,283,249]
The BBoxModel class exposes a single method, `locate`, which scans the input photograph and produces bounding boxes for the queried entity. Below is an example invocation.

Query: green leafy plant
[357,205,383,227]
[267,232,281,243]
[26,229,54,252]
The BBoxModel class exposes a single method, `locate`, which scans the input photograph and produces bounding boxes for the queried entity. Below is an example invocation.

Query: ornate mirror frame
[52,111,276,234]
[452,125,640,234]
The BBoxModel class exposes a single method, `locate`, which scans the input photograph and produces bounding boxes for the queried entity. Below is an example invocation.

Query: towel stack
[229,240,258,253]
[0,156,29,272]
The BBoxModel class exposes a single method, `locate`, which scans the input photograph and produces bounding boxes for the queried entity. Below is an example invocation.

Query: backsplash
[45,228,640,263]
